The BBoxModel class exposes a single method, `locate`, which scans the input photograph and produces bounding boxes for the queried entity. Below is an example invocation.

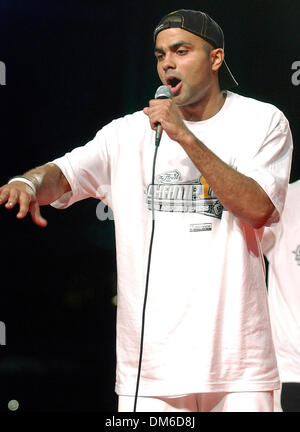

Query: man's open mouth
[166,76,182,95]
[168,77,181,87]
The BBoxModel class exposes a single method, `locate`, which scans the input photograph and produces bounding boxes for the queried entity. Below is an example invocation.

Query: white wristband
[8,177,37,195]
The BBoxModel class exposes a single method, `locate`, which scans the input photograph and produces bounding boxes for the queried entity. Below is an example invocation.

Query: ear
[210,48,224,72]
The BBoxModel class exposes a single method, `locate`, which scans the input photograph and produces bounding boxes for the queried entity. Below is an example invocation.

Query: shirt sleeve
[50,124,114,209]
[261,226,276,258]
[241,110,293,226]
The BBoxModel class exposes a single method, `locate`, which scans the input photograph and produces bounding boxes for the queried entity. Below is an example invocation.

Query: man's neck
[179,90,226,122]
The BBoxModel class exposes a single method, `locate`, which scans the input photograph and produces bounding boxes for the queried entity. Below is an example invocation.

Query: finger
[16,191,32,219]
[29,201,48,228]
[149,98,171,107]
[143,107,159,130]
[0,188,10,205]
[149,99,162,107]
[145,107,160,128]
[4,189,19,209]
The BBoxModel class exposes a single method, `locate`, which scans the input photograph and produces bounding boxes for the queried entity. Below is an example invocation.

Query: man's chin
[173,94,189,106]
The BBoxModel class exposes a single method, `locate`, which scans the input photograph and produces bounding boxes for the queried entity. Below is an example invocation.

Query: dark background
[0,0,299,413]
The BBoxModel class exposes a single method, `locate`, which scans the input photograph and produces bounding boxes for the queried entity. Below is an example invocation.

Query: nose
[161,53,176,72]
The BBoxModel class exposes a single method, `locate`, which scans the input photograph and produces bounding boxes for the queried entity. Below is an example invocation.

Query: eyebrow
[154,40,193,54]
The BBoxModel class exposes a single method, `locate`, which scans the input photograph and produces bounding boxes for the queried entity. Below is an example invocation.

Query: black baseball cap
[153,9,238,90]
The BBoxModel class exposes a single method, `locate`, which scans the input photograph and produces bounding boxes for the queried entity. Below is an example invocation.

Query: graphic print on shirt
[292,245,300,265]
[145,169,223,219]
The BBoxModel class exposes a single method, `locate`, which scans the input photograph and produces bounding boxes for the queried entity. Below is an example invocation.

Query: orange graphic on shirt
[199,176,211,199]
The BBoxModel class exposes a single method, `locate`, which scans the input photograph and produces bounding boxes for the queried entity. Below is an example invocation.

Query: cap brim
[218,59,238,90]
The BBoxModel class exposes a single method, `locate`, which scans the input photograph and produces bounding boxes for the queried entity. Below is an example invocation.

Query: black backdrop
[0,0,299,412]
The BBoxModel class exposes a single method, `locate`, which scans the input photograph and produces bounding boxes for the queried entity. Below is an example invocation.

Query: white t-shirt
[51,91,292,396]
[262,181,300,383]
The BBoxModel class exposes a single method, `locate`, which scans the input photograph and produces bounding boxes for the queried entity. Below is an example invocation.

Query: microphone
[154,85,172,146]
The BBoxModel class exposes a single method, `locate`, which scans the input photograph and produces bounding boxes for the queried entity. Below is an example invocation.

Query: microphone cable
[133,85,172,412]
[133,141,159,412]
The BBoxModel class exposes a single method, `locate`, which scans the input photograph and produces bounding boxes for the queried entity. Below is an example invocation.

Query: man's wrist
[177,128,200,149]
[8,176,37,195]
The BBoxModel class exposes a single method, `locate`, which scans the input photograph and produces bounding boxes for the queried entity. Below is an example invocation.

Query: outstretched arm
[0,163,71,227]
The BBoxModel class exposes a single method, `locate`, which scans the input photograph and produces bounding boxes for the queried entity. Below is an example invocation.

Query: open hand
[0,181,48,227]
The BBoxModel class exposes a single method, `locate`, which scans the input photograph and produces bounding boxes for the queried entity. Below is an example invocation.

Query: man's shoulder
[93,110,150,149]
[227,91,288,128]
[109,110,148,128]
[228,91,282,115]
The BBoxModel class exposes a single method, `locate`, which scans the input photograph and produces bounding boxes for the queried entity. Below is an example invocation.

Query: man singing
[0,10,293,411]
